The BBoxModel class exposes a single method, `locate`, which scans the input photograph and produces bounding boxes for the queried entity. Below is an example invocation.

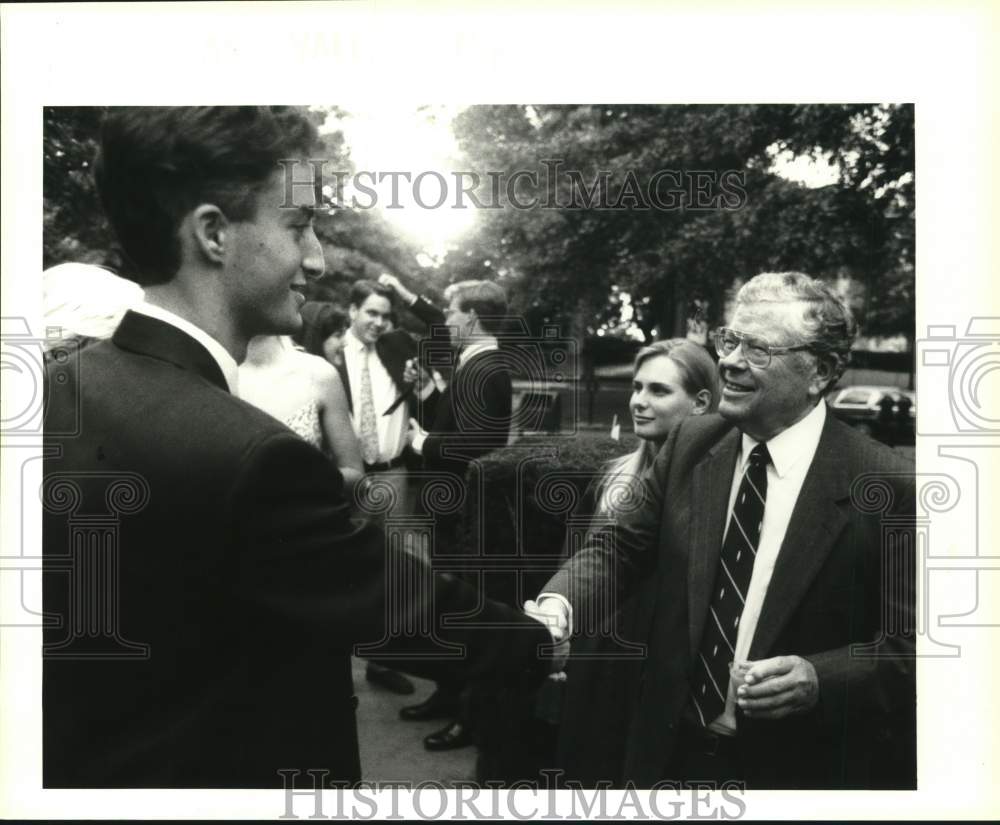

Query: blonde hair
[596,339,719,516]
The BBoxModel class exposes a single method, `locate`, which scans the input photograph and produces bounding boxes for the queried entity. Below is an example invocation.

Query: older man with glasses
[532,271,916,790]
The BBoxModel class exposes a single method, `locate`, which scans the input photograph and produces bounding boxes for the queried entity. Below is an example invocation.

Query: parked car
[826,385,915,444]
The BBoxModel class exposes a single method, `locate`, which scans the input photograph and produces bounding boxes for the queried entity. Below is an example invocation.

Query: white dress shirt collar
[458,336,499,368]
[345,327,375,354]
[738,400,826,479]
[131,301,240,395]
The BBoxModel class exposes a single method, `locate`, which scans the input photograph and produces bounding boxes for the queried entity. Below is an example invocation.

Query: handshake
[524,596,571,679]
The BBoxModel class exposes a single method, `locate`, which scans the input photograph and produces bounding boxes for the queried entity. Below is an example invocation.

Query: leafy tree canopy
[42,104,913,344]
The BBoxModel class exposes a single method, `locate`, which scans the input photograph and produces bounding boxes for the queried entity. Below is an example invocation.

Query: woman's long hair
[295,301,349,359]
[597,339,719,515]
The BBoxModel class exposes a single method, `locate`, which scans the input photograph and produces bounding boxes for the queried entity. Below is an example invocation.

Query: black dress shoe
[365,662,415,695]
[423,720,474,751]
[399,689,459,721]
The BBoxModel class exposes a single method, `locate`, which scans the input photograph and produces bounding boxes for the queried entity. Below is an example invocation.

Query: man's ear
[190,204,229,265]
[691,388,712,415]
[810,353,837,397]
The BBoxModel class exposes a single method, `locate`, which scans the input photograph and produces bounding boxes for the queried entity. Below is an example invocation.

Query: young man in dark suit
[532,272,916,789]
[401,280,515,751]
[42,107,562,788]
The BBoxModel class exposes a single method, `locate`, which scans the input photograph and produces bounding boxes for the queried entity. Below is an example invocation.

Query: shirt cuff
[537,592,573,635]
[411,428,427,455]
[418,379,436,401]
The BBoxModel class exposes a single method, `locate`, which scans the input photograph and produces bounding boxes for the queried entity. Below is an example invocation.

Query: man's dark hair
[348,279,394,309]
[94,106,320,286]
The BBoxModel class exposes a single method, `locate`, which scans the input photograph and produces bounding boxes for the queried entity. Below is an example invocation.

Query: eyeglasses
[714,327,813,368]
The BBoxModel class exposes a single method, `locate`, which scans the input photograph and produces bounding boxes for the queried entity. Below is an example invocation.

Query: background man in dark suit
[408,280,513,483]
[531,271,915,789]
[42,106,562,788]
[401,280,515,752]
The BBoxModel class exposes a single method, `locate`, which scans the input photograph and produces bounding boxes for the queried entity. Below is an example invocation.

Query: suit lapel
[747,415,850,659]
[112,310,229,393]
[334,359,353,414]
[686,429,741,656]
[376,330,415,393]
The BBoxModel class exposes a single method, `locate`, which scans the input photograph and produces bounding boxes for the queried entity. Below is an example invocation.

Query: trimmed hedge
[460,431,640,785]
[460,431,639,605]
[847,349,914,372]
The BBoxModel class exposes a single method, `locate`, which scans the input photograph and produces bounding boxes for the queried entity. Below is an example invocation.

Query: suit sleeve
[804,465,916,725]
[228,432,553,686]
[410,295,446,328]
[412,386,440,432]
[542,431,675,631]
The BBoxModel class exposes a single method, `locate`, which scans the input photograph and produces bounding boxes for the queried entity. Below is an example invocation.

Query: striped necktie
[691,441,770,726]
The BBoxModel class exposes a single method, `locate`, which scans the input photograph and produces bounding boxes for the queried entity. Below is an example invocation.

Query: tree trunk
[659,275,680,339]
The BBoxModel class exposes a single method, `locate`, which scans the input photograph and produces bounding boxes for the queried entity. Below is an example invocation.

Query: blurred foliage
[42,104,913,345]
[437,104,914,343]
[43,106,122,271]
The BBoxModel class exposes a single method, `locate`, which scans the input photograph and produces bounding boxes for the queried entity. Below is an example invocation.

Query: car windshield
[837,389,874,405]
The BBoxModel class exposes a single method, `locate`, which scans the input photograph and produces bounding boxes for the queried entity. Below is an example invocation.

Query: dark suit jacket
[333,296,446,417]
[334,329,417,417]
[422,347,513,482]
[42,311,551,788]
[416,347,513,558]
[545,411,916,789]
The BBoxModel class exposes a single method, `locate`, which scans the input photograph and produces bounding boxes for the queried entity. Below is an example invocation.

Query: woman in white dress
[239,335,364,494]
[42,262,144,350]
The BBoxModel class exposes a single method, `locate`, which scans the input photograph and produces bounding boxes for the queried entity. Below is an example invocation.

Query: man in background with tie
[338,278,423,696]
[531,271,916,789]
[339,280,414,488]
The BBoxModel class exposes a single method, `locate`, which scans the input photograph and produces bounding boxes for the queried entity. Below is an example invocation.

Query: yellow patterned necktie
[358,347,379,465]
